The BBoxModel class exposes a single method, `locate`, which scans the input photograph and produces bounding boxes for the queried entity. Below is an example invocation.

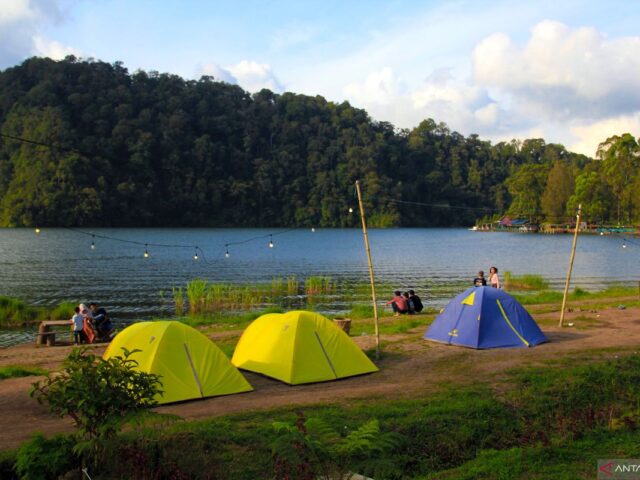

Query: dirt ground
[1,304,639,451]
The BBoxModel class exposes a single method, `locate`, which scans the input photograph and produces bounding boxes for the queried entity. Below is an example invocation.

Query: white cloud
[32,35,80,60]
[0,0,79,67]
[569,114,640,157]
[344,67,404,106]
[199,60,284,93]
[227,60,284,93]
[199,63,237,84]
[472,20,640,120]
[0,0,36,26]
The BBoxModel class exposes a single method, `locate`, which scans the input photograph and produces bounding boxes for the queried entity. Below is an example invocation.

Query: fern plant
[271,411,399,479]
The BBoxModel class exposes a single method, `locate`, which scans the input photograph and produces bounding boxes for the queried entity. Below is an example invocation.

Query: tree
[541,160,574,222]
[506,164,549,218]
[597,133,640,223]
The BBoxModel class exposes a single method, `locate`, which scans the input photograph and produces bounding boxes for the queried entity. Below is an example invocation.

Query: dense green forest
[0,57,638,227]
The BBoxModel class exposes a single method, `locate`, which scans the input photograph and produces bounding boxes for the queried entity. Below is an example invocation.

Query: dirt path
[1,305,639,451]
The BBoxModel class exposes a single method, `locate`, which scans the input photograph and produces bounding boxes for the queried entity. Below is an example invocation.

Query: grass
[0,296,79,327]
[0,365,47,379]
[504,271,549,290]
[7,353,637,479]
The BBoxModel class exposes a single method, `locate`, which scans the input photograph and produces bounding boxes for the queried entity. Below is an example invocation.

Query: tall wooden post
[559,204,582,327]
[355,180,380,359]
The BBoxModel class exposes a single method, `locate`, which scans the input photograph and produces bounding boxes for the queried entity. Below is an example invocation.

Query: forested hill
[1,56,634,228]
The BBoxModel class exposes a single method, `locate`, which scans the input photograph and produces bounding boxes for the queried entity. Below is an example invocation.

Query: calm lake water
[0,228,637,345]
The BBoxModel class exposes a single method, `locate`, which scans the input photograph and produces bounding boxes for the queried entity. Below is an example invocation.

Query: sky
[1,0,640,157]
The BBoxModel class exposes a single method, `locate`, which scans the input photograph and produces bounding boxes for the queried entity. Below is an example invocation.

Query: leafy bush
[14,433,76,480]
[49,301,77,320]
[30,348,163,467]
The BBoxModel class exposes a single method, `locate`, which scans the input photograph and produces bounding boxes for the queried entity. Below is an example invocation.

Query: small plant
[30,348,164,469]
[271,411,398,480]
[15,433,77,480]
[172,286,185,314]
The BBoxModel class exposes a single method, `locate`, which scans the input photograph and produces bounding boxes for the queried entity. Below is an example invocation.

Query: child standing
[70,306,84,345]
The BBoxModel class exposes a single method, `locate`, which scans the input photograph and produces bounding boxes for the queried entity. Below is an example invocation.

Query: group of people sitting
[385,289,424,316]
[473,266,500,288]
[70,302,113,345]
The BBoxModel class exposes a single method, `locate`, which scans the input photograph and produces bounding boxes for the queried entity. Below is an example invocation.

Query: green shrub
[14,433,76,480]
[49,301,76,320]
[30,348,164,468]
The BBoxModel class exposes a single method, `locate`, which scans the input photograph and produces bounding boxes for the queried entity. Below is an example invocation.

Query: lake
[0,228,636,345]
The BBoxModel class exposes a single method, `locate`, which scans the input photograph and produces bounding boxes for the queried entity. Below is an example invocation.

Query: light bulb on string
[34,227,41,235]
[90,235,95,250]
[600,231,604,236]
[348,207,354,214]
[622,240,627,249]
[225,245,230,258]
[144,244,150,258]
[193,247,199,260]
[268,234,274,248]
[311,227,316,232]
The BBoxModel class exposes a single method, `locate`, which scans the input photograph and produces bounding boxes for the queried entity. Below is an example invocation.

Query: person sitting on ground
[408,290,423,313]
[489,266,500,288]
[386,290,408,316]
[403,292,415,314]
[473,270,487,287]
[70,306,84,345]
[90,302,112,338]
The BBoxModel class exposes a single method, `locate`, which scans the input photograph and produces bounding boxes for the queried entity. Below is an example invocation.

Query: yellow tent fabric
[231,310,378,385]
[103,321,252,404]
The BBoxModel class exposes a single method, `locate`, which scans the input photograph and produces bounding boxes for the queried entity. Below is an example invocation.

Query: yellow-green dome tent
[104,321,252,404]
[231,310,378,385]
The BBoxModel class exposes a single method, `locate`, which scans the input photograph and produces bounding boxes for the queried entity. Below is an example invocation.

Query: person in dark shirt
[90,303,113,339]
[408,290,423,313]
[473,270,487,287]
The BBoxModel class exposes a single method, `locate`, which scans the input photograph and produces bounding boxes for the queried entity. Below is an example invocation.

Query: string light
[622,240,627,249]
[225,248,230,258]
[311,227,316,232]
[34,227,41,235]
[193,247,199,260]
[268,234,274,248]
[144,244,150,258]
[348,207,354,213]
[90,235,95,250]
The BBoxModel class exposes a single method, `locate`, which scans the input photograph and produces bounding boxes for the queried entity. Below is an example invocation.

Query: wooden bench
[36,320,72,346]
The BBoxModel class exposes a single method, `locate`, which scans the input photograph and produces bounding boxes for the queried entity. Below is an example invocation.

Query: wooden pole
[355,180,380,359]
[559,204,581,327]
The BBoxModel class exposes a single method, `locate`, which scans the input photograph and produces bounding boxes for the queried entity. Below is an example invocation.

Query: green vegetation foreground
[0,287,639,478]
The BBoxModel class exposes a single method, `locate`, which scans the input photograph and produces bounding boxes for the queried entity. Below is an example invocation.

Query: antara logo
[599,462,613,477]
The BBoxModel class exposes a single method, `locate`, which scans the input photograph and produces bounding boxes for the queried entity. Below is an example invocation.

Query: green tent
[104,321,252,404]
[232,310,378,385]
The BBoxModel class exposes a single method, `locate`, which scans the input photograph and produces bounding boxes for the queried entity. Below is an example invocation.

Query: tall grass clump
[172,287,185,314]
[0,296,31,325]
[49,301,77,320]
[287,275,299,296]
[306,276,333,295]
[186,279,208,313]
[504,272,549,290]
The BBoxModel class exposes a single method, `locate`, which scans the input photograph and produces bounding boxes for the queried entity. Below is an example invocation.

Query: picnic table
[36,320,71,346]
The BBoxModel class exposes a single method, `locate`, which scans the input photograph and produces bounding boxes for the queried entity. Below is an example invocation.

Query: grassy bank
[5,352,639,479]
[0,297,76,328]
[0,366,47,380]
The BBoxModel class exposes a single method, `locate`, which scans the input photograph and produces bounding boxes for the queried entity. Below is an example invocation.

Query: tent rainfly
[103,321,253,404]
[232,310,378,385]
[424,286,547,349]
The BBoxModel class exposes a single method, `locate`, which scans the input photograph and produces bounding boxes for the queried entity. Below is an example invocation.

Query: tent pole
[355,180,380,360]
[559,204,581,327]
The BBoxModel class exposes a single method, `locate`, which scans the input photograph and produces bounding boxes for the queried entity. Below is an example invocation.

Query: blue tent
[424,287,547,349]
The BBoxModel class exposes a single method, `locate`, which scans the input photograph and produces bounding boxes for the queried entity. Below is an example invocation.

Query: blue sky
[2,0,640,155]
